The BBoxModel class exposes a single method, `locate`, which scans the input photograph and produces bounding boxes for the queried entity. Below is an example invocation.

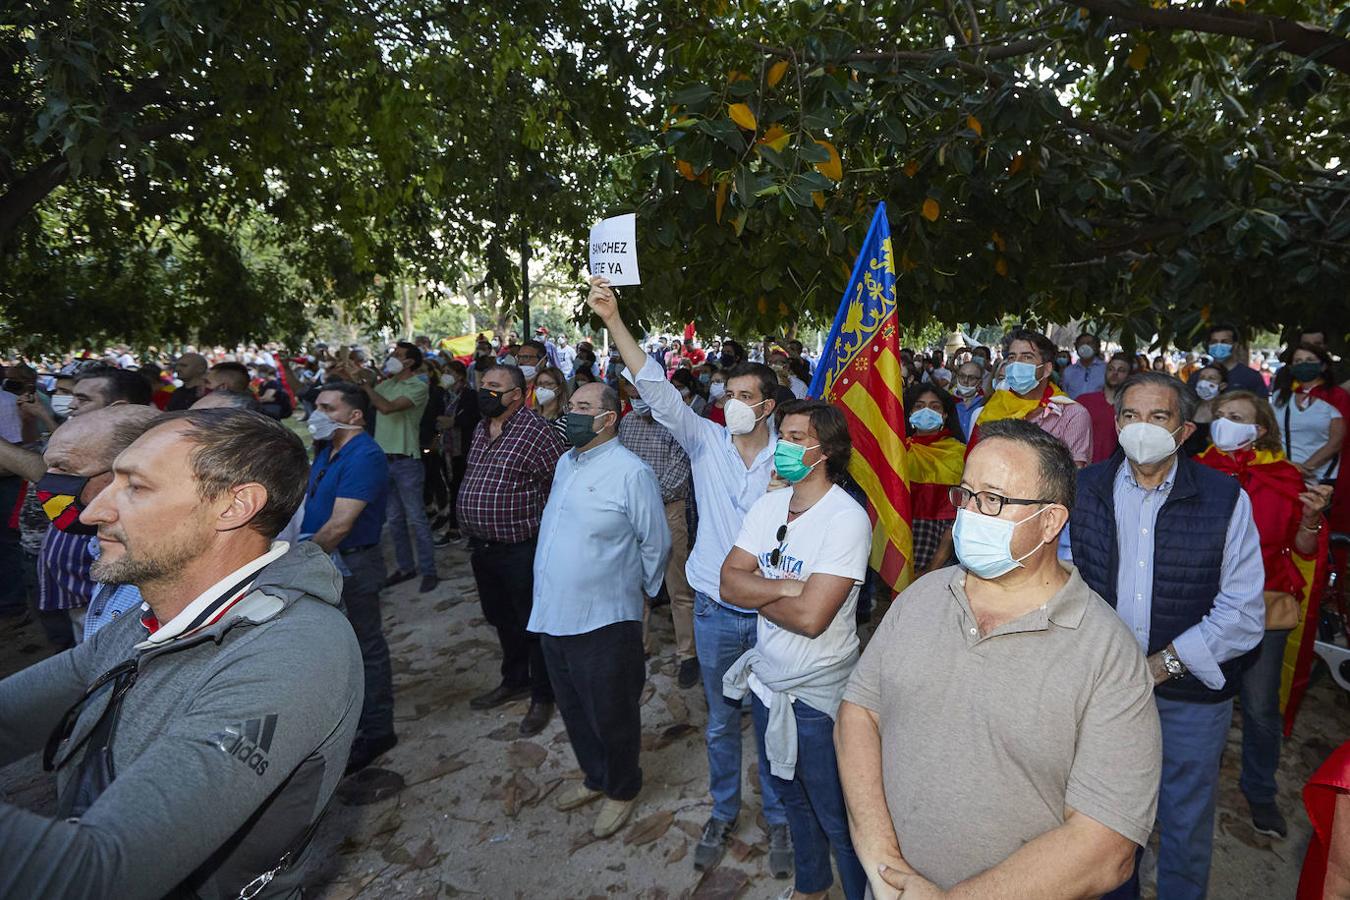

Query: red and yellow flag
[808,203,914,595]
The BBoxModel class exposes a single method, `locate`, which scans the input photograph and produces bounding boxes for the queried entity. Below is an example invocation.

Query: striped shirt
[38,528,97,611]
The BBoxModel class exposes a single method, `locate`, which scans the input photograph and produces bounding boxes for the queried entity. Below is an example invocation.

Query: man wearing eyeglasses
[299,382,393,774]
[837,418,1161,900]
[529,382,670,839]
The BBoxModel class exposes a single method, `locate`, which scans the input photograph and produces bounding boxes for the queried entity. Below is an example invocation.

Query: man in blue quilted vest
[1067,371,1265,900]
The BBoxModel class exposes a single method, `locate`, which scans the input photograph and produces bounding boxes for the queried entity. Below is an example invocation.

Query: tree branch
[1069,0,1350,76]
[0,155,68,251]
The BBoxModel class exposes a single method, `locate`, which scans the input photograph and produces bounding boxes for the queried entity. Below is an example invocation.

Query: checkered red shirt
[457,406,567,544]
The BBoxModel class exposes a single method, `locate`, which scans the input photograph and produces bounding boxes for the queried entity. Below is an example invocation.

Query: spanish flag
[808,203,914,595]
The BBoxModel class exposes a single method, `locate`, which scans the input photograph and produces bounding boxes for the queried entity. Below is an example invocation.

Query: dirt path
[3,538,1347,898]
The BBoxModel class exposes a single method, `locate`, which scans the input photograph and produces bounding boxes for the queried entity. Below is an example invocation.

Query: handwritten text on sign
[588,213,640,286]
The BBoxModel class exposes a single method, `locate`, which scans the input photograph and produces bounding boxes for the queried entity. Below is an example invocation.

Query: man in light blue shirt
[1062,332,1107,399]
[587,277,795,877]
[83,538,143,639]
[529,382,669,841]
[1067,372,1264,900]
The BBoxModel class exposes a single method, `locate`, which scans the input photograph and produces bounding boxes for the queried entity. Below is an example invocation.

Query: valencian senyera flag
[808,202,913,595]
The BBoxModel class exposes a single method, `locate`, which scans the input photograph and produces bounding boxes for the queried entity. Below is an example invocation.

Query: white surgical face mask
[534,387,557,407]
[520,365,538,380]
[1118,422,1183,466]
[51,394,75,416]
[709,382,726,400]
[724,397,768,435]
[307,410,362,441]
[382,357,404,376]
[954,383,978,398]
[1194,380,1220,401]
[1210,417,1259,453]
[952,506,1051,580]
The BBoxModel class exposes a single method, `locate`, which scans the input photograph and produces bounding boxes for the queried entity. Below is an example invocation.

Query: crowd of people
[0,293,1347,899]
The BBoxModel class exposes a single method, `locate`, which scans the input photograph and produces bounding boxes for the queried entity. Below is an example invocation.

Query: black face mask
[719,352,737,368]
[35,472,99,536]
[478,387,512,418]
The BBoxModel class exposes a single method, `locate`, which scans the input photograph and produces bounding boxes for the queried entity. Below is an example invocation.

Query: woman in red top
[1195,389,1331,838]
[902,383,966,576]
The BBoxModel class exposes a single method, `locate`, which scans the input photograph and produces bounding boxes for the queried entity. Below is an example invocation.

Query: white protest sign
[588,213,640,286]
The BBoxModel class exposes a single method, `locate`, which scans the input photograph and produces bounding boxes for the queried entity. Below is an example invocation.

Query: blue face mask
[908,407,944,433]
[951,505,1051,580]
[1003,361,1042,395]
[1207,342,1233,362]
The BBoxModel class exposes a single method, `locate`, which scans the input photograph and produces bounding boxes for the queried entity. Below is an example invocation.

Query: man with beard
[0,408,363,899]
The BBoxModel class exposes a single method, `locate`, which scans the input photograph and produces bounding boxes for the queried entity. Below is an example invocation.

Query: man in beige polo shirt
[836,418,1161,898]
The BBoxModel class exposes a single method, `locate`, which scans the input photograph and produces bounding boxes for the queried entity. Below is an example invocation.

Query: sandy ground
[3,536,1348,899]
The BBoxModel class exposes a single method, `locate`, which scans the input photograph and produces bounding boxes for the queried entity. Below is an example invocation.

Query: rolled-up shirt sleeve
[1171,489,1266,690]
[624,357,708,452]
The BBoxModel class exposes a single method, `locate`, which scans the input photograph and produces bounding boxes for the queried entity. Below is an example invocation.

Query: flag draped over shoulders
[808,202,913,595]
[1195,444,1328,735]
[907,431,964,521]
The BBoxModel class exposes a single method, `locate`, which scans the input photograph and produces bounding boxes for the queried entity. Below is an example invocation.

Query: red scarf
[1194,445,1307,595]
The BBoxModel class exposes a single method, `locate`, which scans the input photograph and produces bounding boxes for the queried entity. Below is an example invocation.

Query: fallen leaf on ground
[507,741,548,769]
[666,840,688,864]
[503,771,539,817]
[691,866,750,899]
[624,810,674,846]
[664,692,689,724]
[410,837,438,869]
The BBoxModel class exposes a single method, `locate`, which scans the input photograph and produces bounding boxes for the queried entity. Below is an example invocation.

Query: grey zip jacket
[0,541,364,899]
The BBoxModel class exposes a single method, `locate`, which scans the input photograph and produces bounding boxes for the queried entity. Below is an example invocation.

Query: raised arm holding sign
[588,213,640,286]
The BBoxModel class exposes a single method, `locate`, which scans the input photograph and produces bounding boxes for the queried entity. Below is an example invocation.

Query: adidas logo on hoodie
[208,715,277,776]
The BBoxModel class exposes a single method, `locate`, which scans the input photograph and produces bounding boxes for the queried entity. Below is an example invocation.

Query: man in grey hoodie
[0,408,364,899]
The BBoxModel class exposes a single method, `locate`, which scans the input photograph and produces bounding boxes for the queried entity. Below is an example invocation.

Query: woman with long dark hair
[1272,343,1344,485]
[902,383,965,575]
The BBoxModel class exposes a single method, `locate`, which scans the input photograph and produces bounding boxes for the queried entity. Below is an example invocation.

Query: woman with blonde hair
[1195,389,1332,839]
[531,364,570,441]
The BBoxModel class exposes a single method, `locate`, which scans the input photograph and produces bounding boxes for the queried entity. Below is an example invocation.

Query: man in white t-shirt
[720,399,871,900]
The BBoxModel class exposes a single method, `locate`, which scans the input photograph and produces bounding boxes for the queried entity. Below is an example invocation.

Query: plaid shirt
[457,406,566,544]
[619,412,691,505]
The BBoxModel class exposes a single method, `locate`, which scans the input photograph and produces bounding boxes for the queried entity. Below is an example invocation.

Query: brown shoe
[518,700,553,736]
[592,796,638,838]
[554,781,604,812]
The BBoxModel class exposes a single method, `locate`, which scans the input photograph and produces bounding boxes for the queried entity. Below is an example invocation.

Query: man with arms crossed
[836,419,1161,898]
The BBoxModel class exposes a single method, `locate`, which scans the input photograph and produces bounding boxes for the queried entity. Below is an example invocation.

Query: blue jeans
[386,456,437,577]
[752,696,866,899]
[693,591,786,826]
[1239,629,1291,805]
[1106,696,1234,900]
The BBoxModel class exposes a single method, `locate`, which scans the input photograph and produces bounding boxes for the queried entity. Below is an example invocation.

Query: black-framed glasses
[769,523,788,567]
[948,486,1054,517]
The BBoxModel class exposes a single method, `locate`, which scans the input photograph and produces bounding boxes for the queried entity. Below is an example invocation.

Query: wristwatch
[1162,644,1186,679]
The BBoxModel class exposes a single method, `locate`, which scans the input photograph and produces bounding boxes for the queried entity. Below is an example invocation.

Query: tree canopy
[3,1,1348,351]
[619,0,1350,349]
